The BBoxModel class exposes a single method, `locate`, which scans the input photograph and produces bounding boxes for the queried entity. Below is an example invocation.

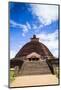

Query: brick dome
[15,35,54,59]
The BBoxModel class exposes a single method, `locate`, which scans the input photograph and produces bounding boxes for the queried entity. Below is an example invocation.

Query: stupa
[10,35,58,76]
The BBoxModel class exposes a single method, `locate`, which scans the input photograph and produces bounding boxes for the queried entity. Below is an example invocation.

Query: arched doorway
[26,52,40,61]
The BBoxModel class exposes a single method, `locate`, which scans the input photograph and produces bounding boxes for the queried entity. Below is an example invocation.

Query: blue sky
[9,2,59,59]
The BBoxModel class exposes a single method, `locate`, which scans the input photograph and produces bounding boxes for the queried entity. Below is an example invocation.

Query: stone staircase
[18,60,51,75]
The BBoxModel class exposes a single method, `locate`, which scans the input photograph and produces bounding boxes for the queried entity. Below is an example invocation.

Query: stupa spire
[31,34,39,42]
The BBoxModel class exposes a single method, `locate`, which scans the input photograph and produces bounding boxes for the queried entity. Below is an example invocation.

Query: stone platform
[10,74,58,87]
[18,60,51,75]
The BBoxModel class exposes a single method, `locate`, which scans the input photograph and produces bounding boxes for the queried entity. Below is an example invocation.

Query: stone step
[19,70,51,75]
[22,61,48,66]
[22,66,49,69]
[21,62,49,69]
[23,64,48,67]
[19,68,50,72]
[21,65,49,67]
[21,69,51,73]
[20,70,51,75]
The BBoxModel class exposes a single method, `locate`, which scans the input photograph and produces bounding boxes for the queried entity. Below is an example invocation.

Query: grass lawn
[10,69,15,83]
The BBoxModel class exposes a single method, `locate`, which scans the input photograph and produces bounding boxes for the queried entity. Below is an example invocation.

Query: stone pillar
[14,66,19,76]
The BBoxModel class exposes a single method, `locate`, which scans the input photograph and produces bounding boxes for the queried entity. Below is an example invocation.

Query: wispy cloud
[37,29,58,57]
[30,4,58,25]
[31,24,43,33]
[32,24,43,30]
[10,20,44,36]
[10,20,31,36]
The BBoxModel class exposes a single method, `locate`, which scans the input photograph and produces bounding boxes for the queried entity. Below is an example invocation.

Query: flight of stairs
[18,60,51,75]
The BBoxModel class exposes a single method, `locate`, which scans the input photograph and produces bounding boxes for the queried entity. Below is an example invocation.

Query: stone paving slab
[10,74,58,87]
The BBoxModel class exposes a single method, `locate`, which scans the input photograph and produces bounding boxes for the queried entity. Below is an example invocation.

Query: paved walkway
[10,74,58,87]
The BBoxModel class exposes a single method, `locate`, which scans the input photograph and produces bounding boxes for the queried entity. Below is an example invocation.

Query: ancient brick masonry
[10,35,58,76]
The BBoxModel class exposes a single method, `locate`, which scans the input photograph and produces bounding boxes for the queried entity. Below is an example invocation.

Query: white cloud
[31,24,43,34]
[32,24,38,30]
[26,22,31,30]
[37,30,58,58]
[10,20,44,36]
[10,44,22,59]
[22,22,31,36]
[10,20,31,36]
[10,50,16,59]
[30,4,58,25]
[10,20,18,27]
[10,45,22,59]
